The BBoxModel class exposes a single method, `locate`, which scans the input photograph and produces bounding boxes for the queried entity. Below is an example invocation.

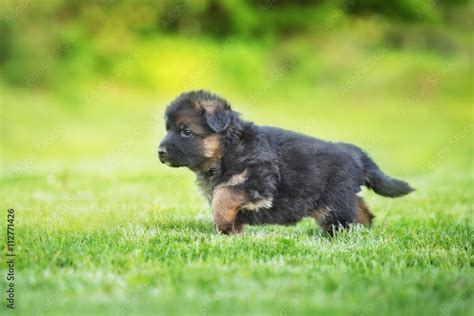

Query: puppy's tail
[359,151,414,198]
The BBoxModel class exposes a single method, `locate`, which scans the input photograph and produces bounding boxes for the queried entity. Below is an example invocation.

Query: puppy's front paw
[214,221,243,235]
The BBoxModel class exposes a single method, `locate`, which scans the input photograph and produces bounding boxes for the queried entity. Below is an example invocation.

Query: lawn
[1,34,473,315]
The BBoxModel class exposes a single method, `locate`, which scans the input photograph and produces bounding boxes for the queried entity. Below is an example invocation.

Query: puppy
[158,90,414,235]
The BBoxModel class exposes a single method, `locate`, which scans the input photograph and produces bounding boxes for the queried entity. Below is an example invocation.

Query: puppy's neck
[194,160,223,204]
[192,116,248,177]
[192,157,222,176]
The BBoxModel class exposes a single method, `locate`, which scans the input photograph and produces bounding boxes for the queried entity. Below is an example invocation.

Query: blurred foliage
[0,0,471,91]
[0,4,472,315]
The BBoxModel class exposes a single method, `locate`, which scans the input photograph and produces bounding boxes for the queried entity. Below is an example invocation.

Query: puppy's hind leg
[355,197,374,226]
[313,190,358,236]
[314,195,375,236]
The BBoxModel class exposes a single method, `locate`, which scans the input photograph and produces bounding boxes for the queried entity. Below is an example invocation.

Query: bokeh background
[0,1,473,315]
[1,0,472,170]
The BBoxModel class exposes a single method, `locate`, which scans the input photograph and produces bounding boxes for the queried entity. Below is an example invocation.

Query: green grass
[1,167,472,315]
[1,36,473,315]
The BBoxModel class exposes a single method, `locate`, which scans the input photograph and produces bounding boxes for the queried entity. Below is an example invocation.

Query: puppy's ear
[201,101,231,133]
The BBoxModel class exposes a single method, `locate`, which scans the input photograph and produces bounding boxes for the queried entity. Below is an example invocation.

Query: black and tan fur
[158,90,414,235]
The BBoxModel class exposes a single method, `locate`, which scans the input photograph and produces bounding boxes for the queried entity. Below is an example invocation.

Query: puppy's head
[158,90,233,170]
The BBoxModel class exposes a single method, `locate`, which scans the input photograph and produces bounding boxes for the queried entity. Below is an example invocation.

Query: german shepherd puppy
[158,90,414,235]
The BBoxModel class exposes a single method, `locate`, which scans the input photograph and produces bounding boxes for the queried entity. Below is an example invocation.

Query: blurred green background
[0,1,473,315]
[0,0,472,169]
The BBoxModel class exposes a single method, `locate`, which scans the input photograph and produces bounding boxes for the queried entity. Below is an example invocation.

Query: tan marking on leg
[356,197,374,226]
[212,186,246,234]
[314,207,330,225]
[313,206,335,235]
[214,169,248,192]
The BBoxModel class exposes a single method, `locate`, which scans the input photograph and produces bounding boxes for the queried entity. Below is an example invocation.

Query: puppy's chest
[196,170,275,212]
[196,173,220,204]
[196,169,248,204]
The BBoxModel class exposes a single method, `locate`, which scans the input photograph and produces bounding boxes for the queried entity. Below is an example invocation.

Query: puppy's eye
[181,128,193,137]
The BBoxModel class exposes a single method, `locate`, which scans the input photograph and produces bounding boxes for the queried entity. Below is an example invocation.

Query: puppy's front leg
[212,186,246,234]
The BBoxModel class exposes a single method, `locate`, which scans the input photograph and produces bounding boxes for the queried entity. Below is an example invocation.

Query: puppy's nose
[158,147,167,159]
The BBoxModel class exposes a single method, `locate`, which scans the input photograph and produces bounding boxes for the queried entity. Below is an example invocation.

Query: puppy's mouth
[159,156,173,167]
[158,155,183,168]
[159,158,171,166]
[158,155,167,164]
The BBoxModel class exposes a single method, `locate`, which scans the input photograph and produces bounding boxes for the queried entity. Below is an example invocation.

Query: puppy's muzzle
[157,146,168,163]
[158,134,172,163]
